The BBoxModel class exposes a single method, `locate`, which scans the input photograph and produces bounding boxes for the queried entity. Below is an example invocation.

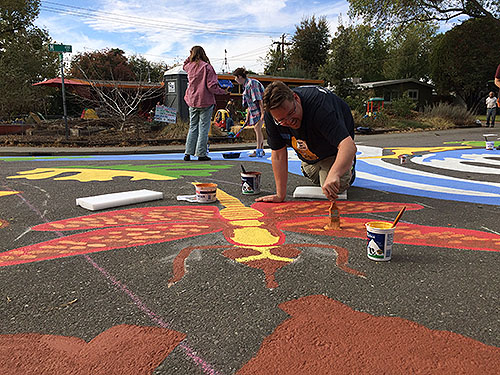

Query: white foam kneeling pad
[293,186,347,200]
[76,189,163,211]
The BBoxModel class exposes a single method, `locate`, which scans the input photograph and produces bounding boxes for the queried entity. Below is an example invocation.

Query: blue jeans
[486,107,496,126]
[185,105,214,157]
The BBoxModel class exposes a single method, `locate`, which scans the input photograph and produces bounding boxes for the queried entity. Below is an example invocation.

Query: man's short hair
[263,81,295,111]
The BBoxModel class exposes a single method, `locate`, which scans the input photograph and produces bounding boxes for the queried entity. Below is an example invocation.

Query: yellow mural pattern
[0,191,19,197]
[7,168,175,182]
[216,189,291,264]
[358,146,472,160]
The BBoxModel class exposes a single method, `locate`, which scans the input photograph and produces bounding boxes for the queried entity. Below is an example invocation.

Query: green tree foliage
[262,45,309,78]
[383,23,438,80]
[430,17,500,111]
[348,24,387,82]
[319,24,357,98]
[0,0,58,118]
[288,16,330,79]
[348,0,500,28]
[263,44,289,76]
[69,48,136,81]
[128,55,168,83]
[318,23,387,97]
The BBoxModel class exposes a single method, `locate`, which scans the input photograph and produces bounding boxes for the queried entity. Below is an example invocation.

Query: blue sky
[36,0,351,74]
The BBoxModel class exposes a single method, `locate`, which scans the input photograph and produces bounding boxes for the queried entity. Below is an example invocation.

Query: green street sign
[49,44,72,53]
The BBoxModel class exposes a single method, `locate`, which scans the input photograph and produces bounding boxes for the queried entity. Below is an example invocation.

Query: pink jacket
[183,58,226,108]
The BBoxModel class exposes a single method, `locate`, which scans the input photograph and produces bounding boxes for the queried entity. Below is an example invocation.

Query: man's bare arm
[255,147,288,202]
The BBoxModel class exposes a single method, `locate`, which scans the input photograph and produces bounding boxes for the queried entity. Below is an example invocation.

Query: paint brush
[391,206,406,228]
[241,164,247,174]
[324,201,341,230]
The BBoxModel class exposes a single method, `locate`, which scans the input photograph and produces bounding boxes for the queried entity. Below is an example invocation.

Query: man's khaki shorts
[300,155,353,193]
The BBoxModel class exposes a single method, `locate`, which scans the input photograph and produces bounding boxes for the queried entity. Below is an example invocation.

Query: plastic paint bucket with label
[365,221,395,261]
[194,183,217,203]
[241,171,261,195]
[486,141,495,150]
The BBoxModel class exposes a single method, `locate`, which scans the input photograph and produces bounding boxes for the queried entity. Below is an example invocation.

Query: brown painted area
[0,324,185,375]
[226,245,298,289]
[237,295,500,374]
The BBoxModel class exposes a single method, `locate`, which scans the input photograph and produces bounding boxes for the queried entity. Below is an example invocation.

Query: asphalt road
[0,127,499,374]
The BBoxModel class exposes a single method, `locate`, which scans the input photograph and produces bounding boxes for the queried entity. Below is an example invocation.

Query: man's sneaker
[184,154,191,161]
[198,156,211,161]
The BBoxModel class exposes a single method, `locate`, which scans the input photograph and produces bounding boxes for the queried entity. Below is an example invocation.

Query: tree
[263,44,290,76]
[319,24,357,98]
[318,22,387,97]
[83,81,163,127]
[383,22,437,80]
[69,48,136,81]
[128,55,168,83]
[0,0,39,38]
[430,17,500,111]
[0,0,59,118]
[348,0,500,27]
[288,16,330,78]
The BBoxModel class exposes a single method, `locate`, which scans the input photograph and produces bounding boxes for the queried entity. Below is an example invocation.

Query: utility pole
[273,34,292,72]
[221,49,230,73]
[49,43,72,139]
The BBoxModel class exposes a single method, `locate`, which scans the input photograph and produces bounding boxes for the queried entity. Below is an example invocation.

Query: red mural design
[0,324,186,375]
[237,295,500,374]
[1,202,499,288]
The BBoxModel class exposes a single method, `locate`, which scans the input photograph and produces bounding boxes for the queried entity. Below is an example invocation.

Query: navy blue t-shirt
[264,86,354,163]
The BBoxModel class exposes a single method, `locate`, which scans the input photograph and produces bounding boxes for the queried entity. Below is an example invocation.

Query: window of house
[383,91,399,102]
[407,89,418,100]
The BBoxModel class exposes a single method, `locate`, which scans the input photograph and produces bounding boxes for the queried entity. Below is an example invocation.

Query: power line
[41,1,282,38]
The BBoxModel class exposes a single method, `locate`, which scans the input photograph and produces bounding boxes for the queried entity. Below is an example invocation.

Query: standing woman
[233,68,265,157]
[183,46,227,161]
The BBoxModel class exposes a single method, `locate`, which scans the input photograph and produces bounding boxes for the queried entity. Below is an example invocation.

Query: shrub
[422,102,475,126]
[389,95,416,118]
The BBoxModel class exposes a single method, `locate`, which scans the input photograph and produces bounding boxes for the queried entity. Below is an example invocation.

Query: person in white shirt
[485,91,497,128]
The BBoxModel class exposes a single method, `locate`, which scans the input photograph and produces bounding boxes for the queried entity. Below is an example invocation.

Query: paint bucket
[365,221,395,261]
[241,171,261,195]
[194,183,217,203]
[486,141,495,150]
[399,154,408,164]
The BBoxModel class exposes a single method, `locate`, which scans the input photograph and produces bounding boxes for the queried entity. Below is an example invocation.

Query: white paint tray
[293,186,347,200]
[76,189,163,211]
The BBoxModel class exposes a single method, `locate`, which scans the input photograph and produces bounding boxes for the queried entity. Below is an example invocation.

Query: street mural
[2,143,499,204]
[7,163,232,182]
[238,295,500,373]
[1,147,499,373]
[355,145,500,206]
[1,189,499,288]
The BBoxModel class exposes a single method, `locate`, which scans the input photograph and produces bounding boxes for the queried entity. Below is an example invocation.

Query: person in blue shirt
[257,81,356,202]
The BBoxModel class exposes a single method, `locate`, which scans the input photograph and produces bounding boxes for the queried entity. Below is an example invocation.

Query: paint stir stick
[324,201,341,230]
[391,206,406,228]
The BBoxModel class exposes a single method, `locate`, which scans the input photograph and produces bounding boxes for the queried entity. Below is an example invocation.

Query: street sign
[49,44,72,53]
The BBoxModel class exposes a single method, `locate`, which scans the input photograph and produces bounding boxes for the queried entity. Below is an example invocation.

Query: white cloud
[37,0,352,74]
